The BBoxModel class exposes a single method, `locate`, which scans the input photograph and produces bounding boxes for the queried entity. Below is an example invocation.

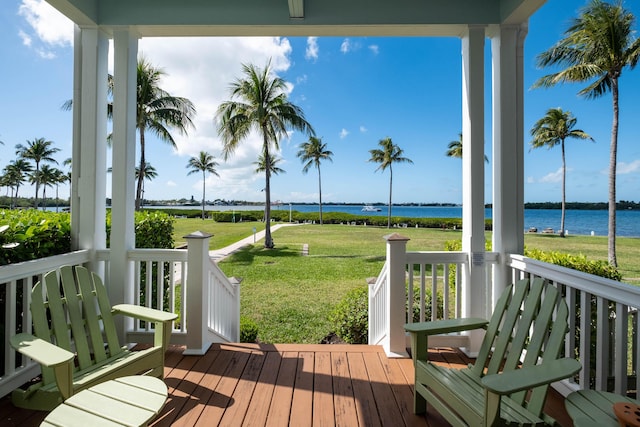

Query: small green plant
[329,286,368,344]
[240,316,259,343]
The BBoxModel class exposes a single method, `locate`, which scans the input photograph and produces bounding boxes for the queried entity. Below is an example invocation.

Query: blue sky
[1,0,639,205]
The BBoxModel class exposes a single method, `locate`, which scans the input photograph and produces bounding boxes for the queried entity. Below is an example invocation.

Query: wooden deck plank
[265,351,299,427]
[347,352,382,427]
[0,345,571,427]
[362,351,405,426]
[312,351,335,427]
[219,352,266,426]
[331,352,358,427]
[154,349,220,427]
[193,349,250,426]
[242,350,282,427]
[386,357,429,427]
[290,351,314,427]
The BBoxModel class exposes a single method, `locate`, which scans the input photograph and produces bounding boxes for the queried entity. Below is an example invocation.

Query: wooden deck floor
[0,344,571,426]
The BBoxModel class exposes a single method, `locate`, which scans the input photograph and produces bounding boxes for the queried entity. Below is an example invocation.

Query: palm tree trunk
[318,165,323,225]
[387,166,393,229]
[136,128,146,211]
[34,161,40,209]
[263,140,273,248]
[608,78,619,266]
[560,139,566,237]
[201,170,206,220]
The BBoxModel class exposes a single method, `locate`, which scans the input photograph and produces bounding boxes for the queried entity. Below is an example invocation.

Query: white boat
[362,205,382,212]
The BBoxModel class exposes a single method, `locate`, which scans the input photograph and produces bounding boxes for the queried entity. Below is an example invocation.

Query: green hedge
[0,210,71,265]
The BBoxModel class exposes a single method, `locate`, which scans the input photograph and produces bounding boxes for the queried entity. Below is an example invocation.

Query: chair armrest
[10,333,75,400]
[481,358,582,395]
[112,304,178,323]
[10,333,74,367]
[404,317,489,335]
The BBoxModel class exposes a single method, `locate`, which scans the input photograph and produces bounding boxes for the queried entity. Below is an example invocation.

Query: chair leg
[414,389,427,414]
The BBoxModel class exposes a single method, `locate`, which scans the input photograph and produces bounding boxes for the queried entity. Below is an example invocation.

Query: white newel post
[385,233,410,358]
[183,231,213,355]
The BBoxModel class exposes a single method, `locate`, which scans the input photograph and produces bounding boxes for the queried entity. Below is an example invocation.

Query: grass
[179,221,640,344]
[172,219,265,249]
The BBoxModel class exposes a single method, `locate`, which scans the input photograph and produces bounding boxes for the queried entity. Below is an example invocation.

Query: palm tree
[530,108,593,237]
[368,137,413,228]
[15,137,60,209]
[133,57,196,210]
[254,152,286,176]
[32,164,61,210]
[4,159,33,208]
[135,162,158,209]
[533,0,640,266]
[186,151,220,220]
[216,61,314,248]
[297,136,333,225]
[445,132,489,162]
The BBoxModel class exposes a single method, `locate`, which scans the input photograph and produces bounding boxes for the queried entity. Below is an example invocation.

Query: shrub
[409,285,444,322]
[330,286,369,344]
[524,248,621,281]
[240,316,259,343]
[0,210,71,265]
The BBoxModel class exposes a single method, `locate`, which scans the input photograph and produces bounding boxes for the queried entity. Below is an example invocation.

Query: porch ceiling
[46,0,545,37]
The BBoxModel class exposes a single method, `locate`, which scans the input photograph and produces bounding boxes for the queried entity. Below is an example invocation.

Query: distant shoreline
[147,201,639,211]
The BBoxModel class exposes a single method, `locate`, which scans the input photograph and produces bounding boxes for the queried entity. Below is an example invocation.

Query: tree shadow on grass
[224,245,301,266]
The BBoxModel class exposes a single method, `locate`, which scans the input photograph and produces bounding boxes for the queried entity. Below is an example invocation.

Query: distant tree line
[523,201,640,210]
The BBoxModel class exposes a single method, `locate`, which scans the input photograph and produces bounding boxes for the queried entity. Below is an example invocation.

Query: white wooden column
[109,28,138,339]
[491,23,527,304]
[461,25,486,356]
[71,26,108,261]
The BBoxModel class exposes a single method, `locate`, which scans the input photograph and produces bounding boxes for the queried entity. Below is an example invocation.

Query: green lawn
[175,221,640,344]
[172,219,265,249]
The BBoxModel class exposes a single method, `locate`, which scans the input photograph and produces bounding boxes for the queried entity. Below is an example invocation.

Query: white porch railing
[507,254,640,397]
[373,234,640,397]
[0,231,240,399]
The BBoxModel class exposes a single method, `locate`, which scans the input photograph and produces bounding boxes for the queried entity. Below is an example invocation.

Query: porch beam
[71,26,108,262]
[109,28,139,340]
[490,23,527,303]
[461,25,486,356]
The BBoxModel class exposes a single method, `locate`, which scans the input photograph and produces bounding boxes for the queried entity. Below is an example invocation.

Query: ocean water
[214,204,640,238]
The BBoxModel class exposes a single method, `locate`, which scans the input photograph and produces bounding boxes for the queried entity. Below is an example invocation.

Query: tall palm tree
[530,108,593,237]
[135,162,157,209]
[533,0,640,266]
[216,61,315,248]
[445,132,489,162]
[4,159,33,208]
[254,152,286,176]
[133,57,196,210]
[297,136,333,225]
[368,137,413,228]
[15,137,60,209]
[32,164,61,211]
[186,151,220,220]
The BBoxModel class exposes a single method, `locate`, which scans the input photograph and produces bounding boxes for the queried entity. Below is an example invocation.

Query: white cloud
[305,37,318,61]
[296,74,308,84]
[339,129,349,139]
[539,167,565,183]
[340,38,351,53]
[617,159,640,174]
[359,126,368,133]
[526,176,535,184]
[166,180,177,187]
[18,0,74,58]
[369,44,379,55]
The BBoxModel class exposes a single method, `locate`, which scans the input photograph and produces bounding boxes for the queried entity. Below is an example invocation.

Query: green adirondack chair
[10,265,178,411]
[405,277,582,427]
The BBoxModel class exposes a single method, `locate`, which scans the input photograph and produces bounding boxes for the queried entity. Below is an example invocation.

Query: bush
[0,210,71,265]
[330,286,369,344]
[524,248,621,281]
[240,316,259,343]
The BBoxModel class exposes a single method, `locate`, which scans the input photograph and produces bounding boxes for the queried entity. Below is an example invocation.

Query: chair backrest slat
[43,272,73,352]
[59,266,93,369]
[79,268,122,357]
[30,280,55,385]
